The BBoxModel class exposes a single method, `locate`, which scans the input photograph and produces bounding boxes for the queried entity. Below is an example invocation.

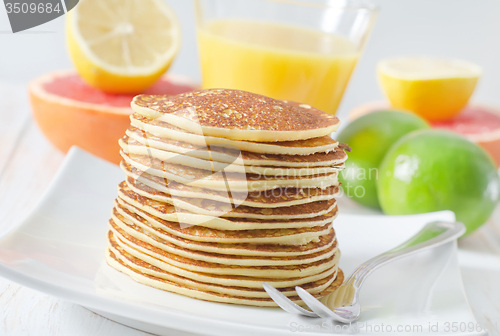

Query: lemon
[378,57,481,121]
[66,0,181,93]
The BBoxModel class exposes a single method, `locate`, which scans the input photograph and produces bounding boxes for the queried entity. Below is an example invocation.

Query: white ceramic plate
[0,147,485,336]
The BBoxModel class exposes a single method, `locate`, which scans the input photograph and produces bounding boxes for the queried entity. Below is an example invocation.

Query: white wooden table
[1,83,499,335]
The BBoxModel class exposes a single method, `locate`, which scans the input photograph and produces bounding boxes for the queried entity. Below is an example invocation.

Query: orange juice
[197,20,359,114]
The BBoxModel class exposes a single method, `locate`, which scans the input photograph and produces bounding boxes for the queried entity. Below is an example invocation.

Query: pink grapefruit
[29,70,197,164]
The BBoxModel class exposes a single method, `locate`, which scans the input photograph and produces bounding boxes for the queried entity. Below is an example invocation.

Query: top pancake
[131,89,340,142]
[131,114,338,155]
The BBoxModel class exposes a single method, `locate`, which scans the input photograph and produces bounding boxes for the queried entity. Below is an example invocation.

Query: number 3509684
[5,2,62,14]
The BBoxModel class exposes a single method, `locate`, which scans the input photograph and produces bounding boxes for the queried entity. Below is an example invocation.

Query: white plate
[0,147,484,336]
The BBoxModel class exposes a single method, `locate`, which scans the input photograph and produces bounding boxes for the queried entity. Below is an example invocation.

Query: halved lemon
[66,0,181,93]
[378,57,482,121]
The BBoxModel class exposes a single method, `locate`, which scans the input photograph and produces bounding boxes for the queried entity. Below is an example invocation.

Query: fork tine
[262,283,318,318]
[295,286,352,323]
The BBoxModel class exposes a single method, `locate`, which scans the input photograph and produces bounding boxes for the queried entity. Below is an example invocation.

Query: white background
[1,0,500,119]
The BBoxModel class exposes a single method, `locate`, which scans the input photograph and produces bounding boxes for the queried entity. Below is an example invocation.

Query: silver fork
[263,221,465,323]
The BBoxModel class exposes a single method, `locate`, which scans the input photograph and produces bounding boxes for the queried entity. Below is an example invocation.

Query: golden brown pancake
[130,114,339,155]
[116,186,339,231]
[107,242,345,306]
[126,126,347,168]
[121,161,341,208]
[108,241,339,290]
[109,218,338,266]
[108,238,339,295]
[120,135,345,176]
[122,179,337,220]
[110,228,338,278]
[131,89,341,142]
[113,201,335,248]
[121,151,340,191]
[107,89,347,306]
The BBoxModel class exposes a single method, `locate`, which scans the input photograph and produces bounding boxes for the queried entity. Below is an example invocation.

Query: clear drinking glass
[195,0,378,115]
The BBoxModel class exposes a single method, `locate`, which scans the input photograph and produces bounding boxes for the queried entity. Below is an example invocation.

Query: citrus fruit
[348,100,392,122]
[337,110,429,209]
[378,129,500,235]
[66,0,181,93]
[378,57,481,121]
[432,105,500,167]
[29,70,197,164]
[348,101,500,167]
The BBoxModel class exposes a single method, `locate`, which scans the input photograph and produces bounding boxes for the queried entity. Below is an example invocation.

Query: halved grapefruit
[29,70,197,164]
[348,101,500,167]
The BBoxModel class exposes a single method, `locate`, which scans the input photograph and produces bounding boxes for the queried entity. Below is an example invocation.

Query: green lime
[377,129,500,235]
[338,110,429,209]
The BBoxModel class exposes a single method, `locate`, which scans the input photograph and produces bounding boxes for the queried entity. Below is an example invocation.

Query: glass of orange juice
[195,0,377,115]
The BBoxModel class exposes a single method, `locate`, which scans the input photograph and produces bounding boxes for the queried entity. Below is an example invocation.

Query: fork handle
[325,221,465,307]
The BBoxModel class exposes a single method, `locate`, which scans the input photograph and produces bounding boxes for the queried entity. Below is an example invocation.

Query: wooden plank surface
[0,84,150,336]
[0,83,31,177]
[0,83,499,336]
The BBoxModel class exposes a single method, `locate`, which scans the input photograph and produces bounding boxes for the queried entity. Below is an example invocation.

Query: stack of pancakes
[106,89,348,306]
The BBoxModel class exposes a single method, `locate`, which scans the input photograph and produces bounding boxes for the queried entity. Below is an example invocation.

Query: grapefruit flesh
[43,73,195,107]
[431,105,500,167]
[29,70,197,164]
[348,101,500,167]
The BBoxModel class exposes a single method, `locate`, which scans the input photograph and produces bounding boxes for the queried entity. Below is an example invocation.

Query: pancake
[109,218,338,267]
[130,114,338,155]
[131,89,341,142]
[116,188,339,231]
[107,244,345,306]
[111,229,337,278]
[113,202,334,247]
[122,162,340,208]
[120,136,344,176]
[123,179,338,220]
[126,126,347,168]
[108,230,338,291]
[121,151,339,191]
[107,89,347,306]
[108,238,339,290]
[108,238,339,295]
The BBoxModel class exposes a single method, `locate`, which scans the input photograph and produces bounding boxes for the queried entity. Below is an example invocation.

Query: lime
[377,129,500,234]
[338,110,429,209]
